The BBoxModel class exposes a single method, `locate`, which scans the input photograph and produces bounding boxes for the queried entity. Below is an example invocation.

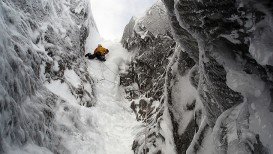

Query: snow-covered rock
[122,0,273,153]
[121,1,177,154]
[0,0,99,153]
[163,0,273,153]
[121,0,172,51]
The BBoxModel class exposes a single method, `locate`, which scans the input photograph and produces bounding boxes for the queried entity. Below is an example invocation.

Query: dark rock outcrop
[122,0,273,153]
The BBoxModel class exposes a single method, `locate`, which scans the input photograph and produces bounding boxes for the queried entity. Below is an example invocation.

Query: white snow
[45,41,140,154]
[0,0,142,153]
[160,107,177,154]
[170,61,203,137]
[64,69,82,88]
[226,69,273,152]
[7,143,53,154]
[86,41,140,154]
[249,16,273,66]
[45,80,78,104]
[172,72,198,134]
[226,70,265,97]
[135,1,171,37]
[85,2,102,53]
[53,61,60,72]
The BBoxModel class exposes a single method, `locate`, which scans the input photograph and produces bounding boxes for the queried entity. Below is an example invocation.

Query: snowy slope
[86,41,141,154]
[0,0,100,153]
[44,40,141,154]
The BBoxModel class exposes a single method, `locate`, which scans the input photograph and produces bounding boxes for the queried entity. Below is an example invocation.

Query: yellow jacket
[94,46,109,56]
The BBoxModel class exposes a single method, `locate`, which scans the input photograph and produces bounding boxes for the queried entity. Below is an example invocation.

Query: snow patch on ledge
[226,70,265,97]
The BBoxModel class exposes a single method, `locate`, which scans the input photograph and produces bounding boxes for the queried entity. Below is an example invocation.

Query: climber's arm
[94,48,98,54]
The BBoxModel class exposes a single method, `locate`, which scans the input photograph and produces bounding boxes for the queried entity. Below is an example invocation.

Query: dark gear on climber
[85,44,109,61]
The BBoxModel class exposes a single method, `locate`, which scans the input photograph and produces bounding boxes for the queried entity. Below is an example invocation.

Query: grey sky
[90,0,157,41]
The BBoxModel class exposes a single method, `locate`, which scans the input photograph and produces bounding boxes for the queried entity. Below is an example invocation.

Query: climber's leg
[85,53,96,59]
[97,55,106,61]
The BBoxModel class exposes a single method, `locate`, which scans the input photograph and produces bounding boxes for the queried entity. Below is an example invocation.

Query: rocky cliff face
[121,1,177,153]
[0,0,99,153]
[122,0,273,153]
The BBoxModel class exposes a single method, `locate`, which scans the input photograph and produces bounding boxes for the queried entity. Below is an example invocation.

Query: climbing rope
[100,61,162,154]
[88,61,133,112]
[89,60,154,153]
[99,62,151,153]
[100,61,121,77]
[95,96,131,112]
[100,62,106,80]
[88,64,119,85]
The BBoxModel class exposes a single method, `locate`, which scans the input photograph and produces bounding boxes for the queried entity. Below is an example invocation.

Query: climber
[85,44,109,61]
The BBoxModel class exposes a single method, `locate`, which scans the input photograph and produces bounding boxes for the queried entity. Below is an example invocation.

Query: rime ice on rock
[122,0,273,153]
[0,0,99,153]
